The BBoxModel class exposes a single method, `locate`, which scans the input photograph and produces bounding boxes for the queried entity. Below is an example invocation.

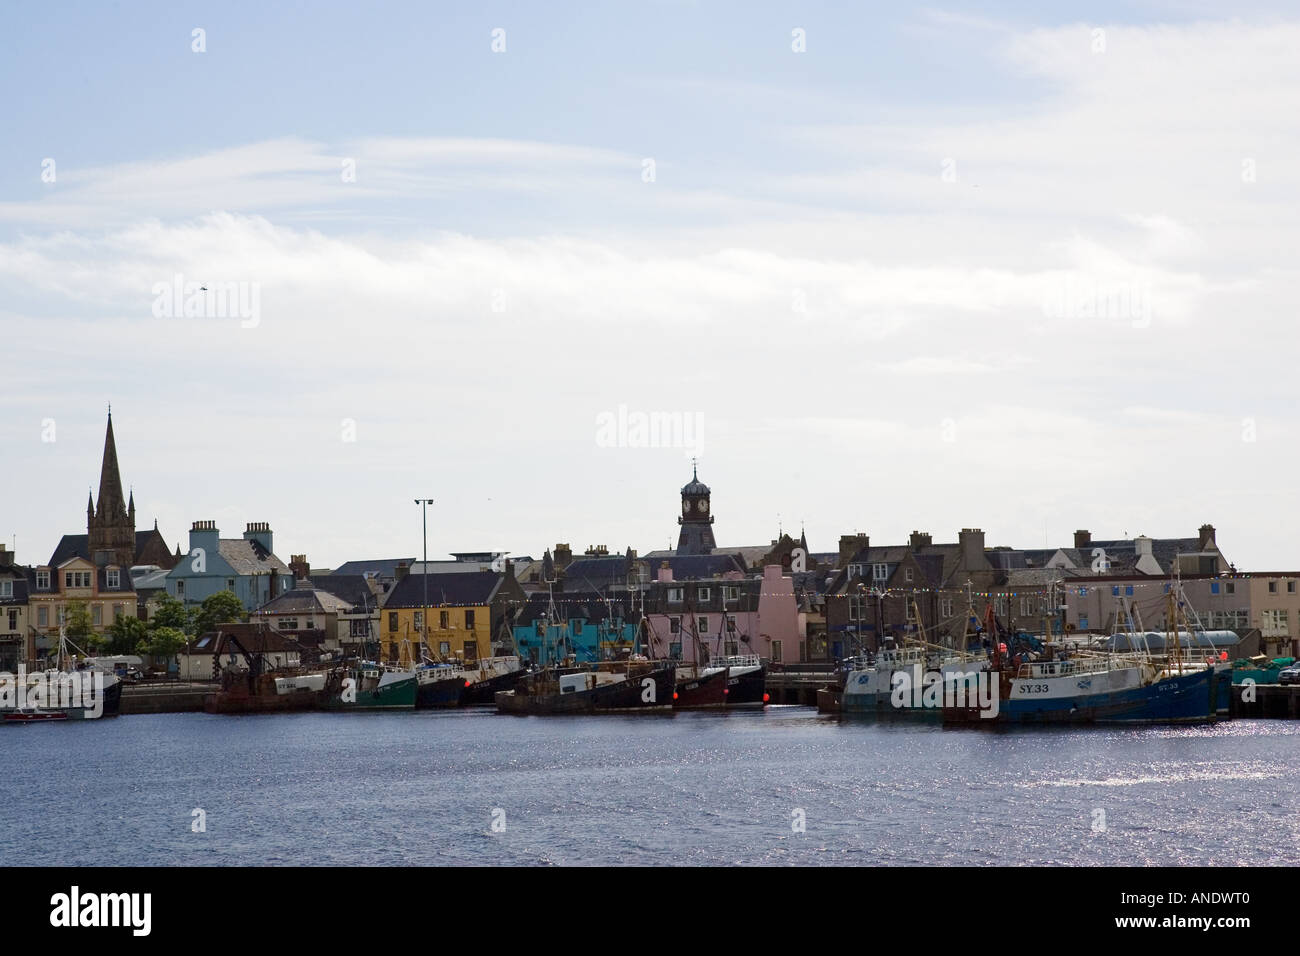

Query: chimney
[909,530,932,549]
[1198,524,1216,550]
[838,533,869,569]
[189,520,220,561]
[658,561,673,583]
[1074,529,1091,550]
[395,561,410,582]
[289,554,310,583]
[243,521,273,554]
[958,528,985,566]
[0,544,12,569]
[553,543,573,569]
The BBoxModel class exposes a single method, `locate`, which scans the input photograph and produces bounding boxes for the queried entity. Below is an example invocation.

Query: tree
[144,626,188,660]
[150,592,195,636]
[63,601,100,649]
[193,589,246,636]
[106,614,148,655]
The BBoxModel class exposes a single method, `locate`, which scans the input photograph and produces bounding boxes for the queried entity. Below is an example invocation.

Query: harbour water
[3,708,1299,866]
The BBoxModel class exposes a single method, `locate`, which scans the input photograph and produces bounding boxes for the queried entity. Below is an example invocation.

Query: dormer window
[697,587,711,603]
[0,580,11,598]
[872,564,889,582]
[667,587,683,603]
[36,571,50,590]
[107,569,120,589]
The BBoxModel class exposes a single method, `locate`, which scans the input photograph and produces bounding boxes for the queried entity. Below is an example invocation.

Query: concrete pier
[1230,682,1300,718]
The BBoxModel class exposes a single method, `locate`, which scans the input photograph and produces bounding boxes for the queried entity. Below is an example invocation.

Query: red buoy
[762,693,770,703]
[464,680,472,687]
[672,691,678,700]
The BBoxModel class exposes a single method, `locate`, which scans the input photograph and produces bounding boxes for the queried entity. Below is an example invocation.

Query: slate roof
[307,574,376,609]
[384,571,504,609]
[253,586,353,617]
[181,624,301,656]
[0,566,31,605]
[49,530,174,568]
[514,591,642,627]
[332,558,417,579]
[216,538,291,576]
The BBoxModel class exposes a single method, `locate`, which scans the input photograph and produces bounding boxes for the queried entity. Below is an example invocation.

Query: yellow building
[379,569,523,665]
[29,555,138,654]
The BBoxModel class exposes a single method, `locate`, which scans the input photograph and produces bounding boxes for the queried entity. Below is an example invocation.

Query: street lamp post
[414,499,433,666]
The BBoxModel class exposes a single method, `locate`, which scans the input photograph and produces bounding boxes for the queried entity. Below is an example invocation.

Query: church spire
[96,409,127,521]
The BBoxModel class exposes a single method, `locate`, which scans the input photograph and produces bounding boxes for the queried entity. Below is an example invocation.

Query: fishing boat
[1,631,122,722]
[673,654,768,709]
[495,657,675,715]
[944,593,1221,725]
[322,661,417,711]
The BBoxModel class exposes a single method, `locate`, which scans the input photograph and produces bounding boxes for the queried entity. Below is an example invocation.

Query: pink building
[642,564,804,665]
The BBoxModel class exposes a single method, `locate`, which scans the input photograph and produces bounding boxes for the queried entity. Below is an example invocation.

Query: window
[349,620,369,637]
[1226,582,1235,595]
[573,620,584,635]
[847,603,858,621]
[1269,581,1278,594]
[667,588,683,603]
[439,610,449,629]
[1020,598,1031,617]
[1079,615,1089,629]
[462,641,477,661]
[106,569,119,589]
[64,571,91,589]
[726,614,736,633]
[872,564,888,581]
[36,571,49,590]
[697,587,711,603]
[1211,582,1220,594]
[904,569,914,583]
[697,616,709,633]
[226,578,236,591]
[439,641,450,656]
[112,604,123,621]
[91,604,102,627]
[847,564,864,579]
[669,617,680,634]
[725,641,739,656]
[176,580,185,599]
[995,596,1008,617]
[388,612,398,632]
[465,609,475,629]
[279,618,298,630]
[413,611,424,631]
[940,598,954,617]
[1125,586,1134,596]
[723,586,739,602]
[668,642,682,659]
[305,619,315,630]
[37,606,48,627]
[0,580,11,598]
[1290,582,1296,594]
[7,609,17,631]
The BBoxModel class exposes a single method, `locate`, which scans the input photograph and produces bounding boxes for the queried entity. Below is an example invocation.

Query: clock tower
[675,462,716,555]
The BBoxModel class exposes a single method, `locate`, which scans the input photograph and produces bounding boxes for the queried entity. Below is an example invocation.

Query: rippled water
[2,707,1298,866]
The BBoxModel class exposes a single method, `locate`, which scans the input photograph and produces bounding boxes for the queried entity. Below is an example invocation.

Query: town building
[380,569,525,665]
[0,545,31,669]
[165,520,292,611]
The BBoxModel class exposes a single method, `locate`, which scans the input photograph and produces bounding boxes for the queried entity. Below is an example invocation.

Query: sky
[2,1,1298,570]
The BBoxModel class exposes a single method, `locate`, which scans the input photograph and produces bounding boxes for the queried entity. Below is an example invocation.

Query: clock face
[697,499,709,514]
[682,500,691,514]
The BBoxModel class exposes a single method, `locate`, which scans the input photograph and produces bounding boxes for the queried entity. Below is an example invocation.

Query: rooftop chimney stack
[1198,524,1217,550]
[838,533,869,569]
[1074,529,1091,550]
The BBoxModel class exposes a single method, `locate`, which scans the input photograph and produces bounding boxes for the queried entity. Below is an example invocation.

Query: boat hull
[496,663,675,715]
[674,664,767,709]
[946,666,1219,725]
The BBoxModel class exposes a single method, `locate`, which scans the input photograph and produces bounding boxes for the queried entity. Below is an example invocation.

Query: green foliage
[106,614,148,655]
[63,601,96,643]
[150,592,195,635]
[193,589,246,636]
[144,626,188,659]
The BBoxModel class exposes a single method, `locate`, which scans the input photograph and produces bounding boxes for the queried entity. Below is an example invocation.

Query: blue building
[511,590,643,665]
[165,520,292,612]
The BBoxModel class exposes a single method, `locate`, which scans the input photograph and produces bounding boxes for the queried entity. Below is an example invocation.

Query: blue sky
[2,2,1298,570]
